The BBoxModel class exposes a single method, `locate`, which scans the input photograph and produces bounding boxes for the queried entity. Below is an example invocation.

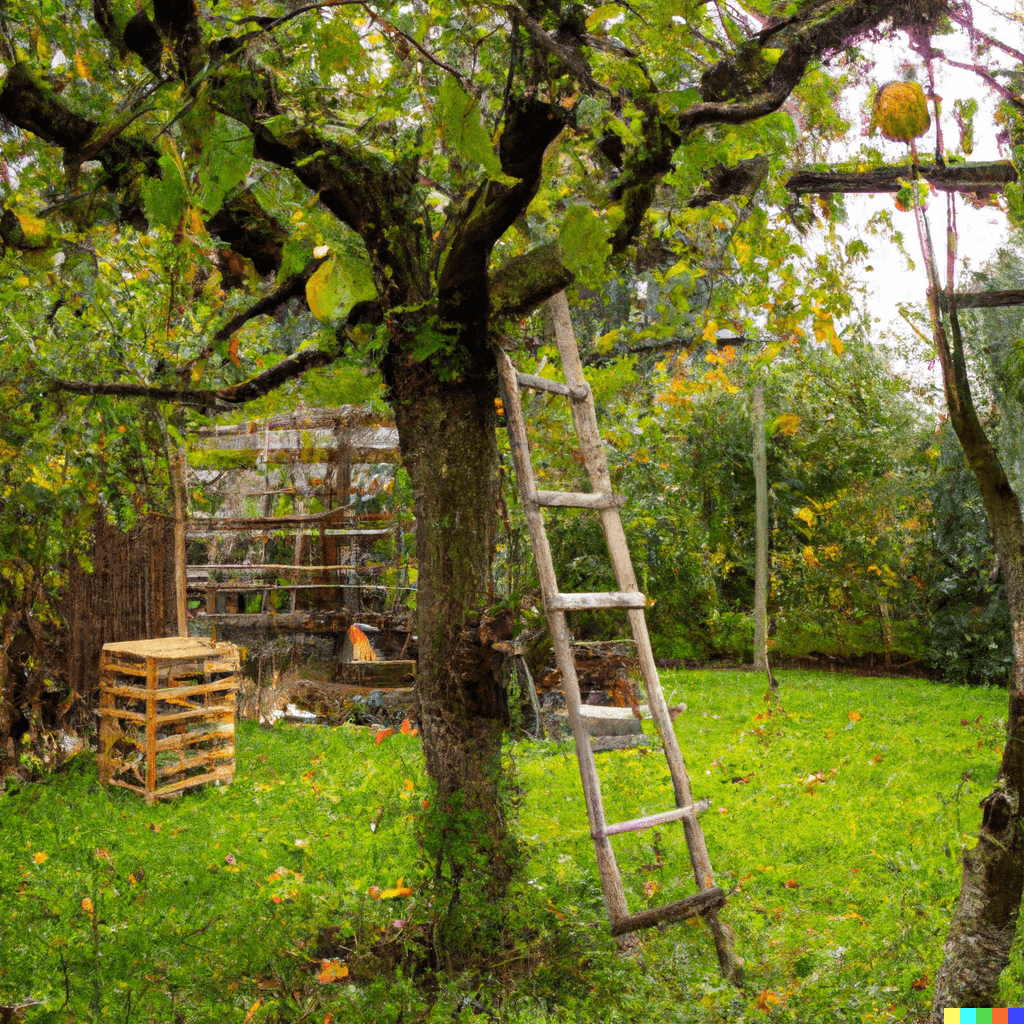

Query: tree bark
[930,292,1024,1017]
[389,346,516,957]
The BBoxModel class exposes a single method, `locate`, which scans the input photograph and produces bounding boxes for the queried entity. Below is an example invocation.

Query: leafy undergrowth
[1,671,1021,1023]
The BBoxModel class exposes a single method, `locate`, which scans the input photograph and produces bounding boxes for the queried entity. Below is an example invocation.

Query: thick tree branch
[212,256,327,344]
[215,345,335,404]
[48,378,227,411]
[489,242,574,321]
[786,160,1017,195]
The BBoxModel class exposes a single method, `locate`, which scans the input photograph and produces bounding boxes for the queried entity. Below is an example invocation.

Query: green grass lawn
[1,670,1019,1023]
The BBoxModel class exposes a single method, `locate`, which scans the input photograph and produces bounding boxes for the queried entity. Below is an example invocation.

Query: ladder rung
[516,371,590,400]
[547,591,646,611]
[591,735,651,753]
[609,887,727,937]
[535,489,625,510]
[601,804,701,837]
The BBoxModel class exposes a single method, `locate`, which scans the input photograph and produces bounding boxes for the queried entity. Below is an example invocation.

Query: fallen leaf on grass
[782,880,801,889]
[375,728,394,745]
[755,989,780,1011]
[81,897,94,914]
[911,974,928,991]
[32,852,47,865]
[644,880,660,899]
[849,711,862,722]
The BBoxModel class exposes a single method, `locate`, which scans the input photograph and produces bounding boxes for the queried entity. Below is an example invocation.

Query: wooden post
[171,451,188,636]
[753,384,769,674]
[145,655,158,803]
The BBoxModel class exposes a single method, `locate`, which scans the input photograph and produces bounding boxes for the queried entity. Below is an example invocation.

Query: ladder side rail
[496,350,630,925]
[548,291,721,893]
[547,295,684,755]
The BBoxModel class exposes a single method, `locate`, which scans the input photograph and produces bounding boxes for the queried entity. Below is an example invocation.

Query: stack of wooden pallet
[96,638,240,804]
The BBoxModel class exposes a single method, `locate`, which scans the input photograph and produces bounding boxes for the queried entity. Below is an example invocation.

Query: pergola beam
[786,160,1017,196]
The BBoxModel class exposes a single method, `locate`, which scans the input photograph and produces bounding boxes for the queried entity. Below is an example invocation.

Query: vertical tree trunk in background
[389,349,515,959]
[752,384,769,675]
[931,297,1024,1017]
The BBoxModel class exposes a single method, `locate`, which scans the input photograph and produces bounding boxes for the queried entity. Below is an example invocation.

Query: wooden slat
[590,735,652,752]
[154,723,234,751]
[153,764,235,798]
[546,591,646,611]
[534,490,625,509]
[602,804,701,837]
[515,371,589,400]
[104,679,239,701]
[95,705,235,725]
[609,887,727,937]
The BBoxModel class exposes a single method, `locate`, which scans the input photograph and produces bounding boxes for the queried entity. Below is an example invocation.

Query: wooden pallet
[97,638,241,804]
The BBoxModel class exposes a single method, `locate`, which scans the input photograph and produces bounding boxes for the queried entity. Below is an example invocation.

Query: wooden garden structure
[96,637,240,803]
[184,405,416,696]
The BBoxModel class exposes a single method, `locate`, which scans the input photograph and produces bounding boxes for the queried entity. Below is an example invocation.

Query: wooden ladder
[496,292,740,975]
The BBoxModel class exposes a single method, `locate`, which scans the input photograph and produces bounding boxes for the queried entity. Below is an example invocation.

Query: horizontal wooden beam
[938,289,1024,310]
[786,160,1017,196]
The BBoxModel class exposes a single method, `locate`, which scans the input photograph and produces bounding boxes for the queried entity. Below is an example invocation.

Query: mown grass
[1,670,1020,1023]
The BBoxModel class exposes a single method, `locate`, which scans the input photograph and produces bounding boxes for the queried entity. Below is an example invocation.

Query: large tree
[0,0,930,942]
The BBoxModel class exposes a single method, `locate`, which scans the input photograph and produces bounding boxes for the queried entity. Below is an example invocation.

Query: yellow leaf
[773,413,801,436]
[81,897,94,914]
[849,711,862,721]
[701,321,719,344]
[32,852,48,865]
[403,779,414,792]
[830,336,844,357]
[74,51,92,81]
[317,959,349,984]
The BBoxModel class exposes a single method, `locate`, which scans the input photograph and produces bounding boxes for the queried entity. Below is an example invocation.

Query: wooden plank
[153,764,235,798]
[786,159,1017,195]
[590,735,652,752]
[95,704,236,725]
[155,749,235,778]
[546,591,646,611]
[104,679,239,701]
[602,804,702,837]
[515,371,589,400]
[145,657,158,797]
[609,887,727,937]
[334,660,417,685]
[938,289,1024,310]
[534,490,625,509]
[154,723,234,751]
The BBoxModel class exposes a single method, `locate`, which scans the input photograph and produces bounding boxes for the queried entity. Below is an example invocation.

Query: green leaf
[197,115,254,217]
[141,154,189,231]
[305,252,377,322]
[438,77,501,176]
[559,205,611,276]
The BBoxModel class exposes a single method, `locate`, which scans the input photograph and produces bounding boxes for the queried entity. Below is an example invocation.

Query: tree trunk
[752,384,769,675]
[389,348,516,959]
[931,297,1024,1017]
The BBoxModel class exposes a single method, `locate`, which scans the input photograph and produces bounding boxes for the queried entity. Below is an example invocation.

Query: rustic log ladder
[495,292,741,977]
